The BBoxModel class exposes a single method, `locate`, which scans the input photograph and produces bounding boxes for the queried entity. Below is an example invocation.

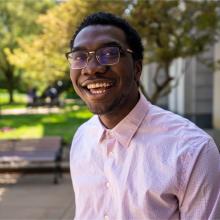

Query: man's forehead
[73,25,127,48]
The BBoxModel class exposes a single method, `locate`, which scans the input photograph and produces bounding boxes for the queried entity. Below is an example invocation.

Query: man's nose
[82,54,106,75]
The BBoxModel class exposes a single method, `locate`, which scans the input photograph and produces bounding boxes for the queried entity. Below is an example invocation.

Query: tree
[128,0,220,103]
[0,0,55,103]
[9,0,129,93]
[10,0,220,104]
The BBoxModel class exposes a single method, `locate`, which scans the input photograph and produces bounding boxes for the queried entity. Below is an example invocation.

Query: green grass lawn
[0,89,27,109]
[0,89,93,145]
[0,105,93,146]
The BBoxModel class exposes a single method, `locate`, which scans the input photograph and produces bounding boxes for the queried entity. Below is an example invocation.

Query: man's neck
[99,92,140,129]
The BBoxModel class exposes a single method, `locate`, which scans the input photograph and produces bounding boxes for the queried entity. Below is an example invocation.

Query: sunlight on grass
[41,114,66,123]
[1,104,26,110]
[74,109,93,119]
[0,125,44,139]
[0,107,93,144]
[0,89,27,104]
[0,89,93,144]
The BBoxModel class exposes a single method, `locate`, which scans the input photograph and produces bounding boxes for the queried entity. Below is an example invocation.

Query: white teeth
[91,89,106,94]
[87,82,112,89]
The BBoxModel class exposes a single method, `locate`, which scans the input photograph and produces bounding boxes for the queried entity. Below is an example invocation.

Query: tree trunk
[5,69,15,104]
[150,62,173,104]
[8,85,14,103]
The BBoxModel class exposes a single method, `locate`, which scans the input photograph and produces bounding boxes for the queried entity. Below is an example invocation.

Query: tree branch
[153,64,162,90]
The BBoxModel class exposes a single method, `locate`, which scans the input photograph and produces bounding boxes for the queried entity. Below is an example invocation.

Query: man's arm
[179,138,220,219]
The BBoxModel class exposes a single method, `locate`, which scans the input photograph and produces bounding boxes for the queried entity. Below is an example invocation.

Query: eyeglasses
[65,46,133,70]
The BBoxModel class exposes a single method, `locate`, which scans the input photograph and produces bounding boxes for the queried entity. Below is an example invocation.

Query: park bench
[0,137,63,184]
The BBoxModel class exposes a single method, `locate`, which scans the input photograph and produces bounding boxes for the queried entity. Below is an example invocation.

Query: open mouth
[82,81,114,95]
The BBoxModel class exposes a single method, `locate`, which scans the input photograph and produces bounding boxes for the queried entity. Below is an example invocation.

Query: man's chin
[87,102,115,115]
[88,106,109,115]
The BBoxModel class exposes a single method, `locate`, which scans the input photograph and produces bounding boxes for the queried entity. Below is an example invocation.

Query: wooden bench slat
[0,137,63,184]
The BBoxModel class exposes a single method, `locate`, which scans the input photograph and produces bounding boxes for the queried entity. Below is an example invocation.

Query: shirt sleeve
[179,138,220,220]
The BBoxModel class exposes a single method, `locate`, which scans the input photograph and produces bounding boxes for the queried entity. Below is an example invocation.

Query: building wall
[141,64,168,109]
[141,47,214,128]
[183,49,214,128]
[185,49,214,115]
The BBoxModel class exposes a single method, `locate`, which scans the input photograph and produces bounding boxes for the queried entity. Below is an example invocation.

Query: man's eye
[73,53,86,61]
[75,56,83,60]
[101,49,118,57]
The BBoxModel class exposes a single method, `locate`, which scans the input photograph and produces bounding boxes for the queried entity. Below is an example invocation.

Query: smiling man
[68,12,220,220]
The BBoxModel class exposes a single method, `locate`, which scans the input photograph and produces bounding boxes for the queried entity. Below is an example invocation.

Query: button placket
[102,131,116,220]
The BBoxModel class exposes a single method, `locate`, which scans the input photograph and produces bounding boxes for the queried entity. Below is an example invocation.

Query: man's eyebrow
[101,42,122,48]
[71,42,123,52]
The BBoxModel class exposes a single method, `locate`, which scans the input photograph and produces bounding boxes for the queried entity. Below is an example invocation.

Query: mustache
[79,66,115,87]
[84,75,112,81]
[84,66,111,80]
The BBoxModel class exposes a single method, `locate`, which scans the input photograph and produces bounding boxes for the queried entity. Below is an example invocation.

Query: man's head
[70,12,144,63]
[67,12,143,126]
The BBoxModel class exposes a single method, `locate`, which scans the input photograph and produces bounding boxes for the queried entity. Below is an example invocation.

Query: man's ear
[134,60,142,86]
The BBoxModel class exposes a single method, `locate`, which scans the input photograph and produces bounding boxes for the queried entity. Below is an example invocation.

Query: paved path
[0,107,61,115]
[0,173,75,220]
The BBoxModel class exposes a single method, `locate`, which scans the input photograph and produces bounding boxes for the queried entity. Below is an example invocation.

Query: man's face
[70,25,141,116]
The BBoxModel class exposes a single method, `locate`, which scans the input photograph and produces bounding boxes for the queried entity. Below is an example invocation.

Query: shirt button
[106,182,110,188]
[104,215,109,220]
[109,151,114,157]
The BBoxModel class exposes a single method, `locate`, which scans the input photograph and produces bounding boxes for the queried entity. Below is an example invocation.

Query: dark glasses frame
[65,46,133,70]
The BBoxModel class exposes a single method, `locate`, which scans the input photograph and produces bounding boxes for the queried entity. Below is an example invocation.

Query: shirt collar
[97,93,150,147]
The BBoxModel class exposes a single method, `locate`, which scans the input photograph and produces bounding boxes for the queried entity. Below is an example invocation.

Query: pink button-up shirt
[70,94,220,220]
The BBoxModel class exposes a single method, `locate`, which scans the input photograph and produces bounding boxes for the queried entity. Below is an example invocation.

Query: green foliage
[0,0,55,102]
[2,0,220,103]
[127,0,220,102]
[129,0,220,64]
[10,0,129,92]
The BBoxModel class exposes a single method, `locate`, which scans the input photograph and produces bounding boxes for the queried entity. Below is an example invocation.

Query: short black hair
[70,12,144,62]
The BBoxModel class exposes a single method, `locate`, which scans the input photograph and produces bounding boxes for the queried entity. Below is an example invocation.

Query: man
[67,12,220,219]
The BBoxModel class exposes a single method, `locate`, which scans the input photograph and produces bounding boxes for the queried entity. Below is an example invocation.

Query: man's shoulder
[140,104,217,165]
[145,104,211,144]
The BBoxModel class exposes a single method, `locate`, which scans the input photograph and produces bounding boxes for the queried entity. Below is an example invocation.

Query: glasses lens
[97,47,119,65]
[68,51,88,69]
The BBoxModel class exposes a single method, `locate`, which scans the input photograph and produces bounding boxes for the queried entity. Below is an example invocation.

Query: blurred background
[0,0,220,219]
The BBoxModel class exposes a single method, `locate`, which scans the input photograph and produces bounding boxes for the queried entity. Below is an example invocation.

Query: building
[141,41,220,129]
